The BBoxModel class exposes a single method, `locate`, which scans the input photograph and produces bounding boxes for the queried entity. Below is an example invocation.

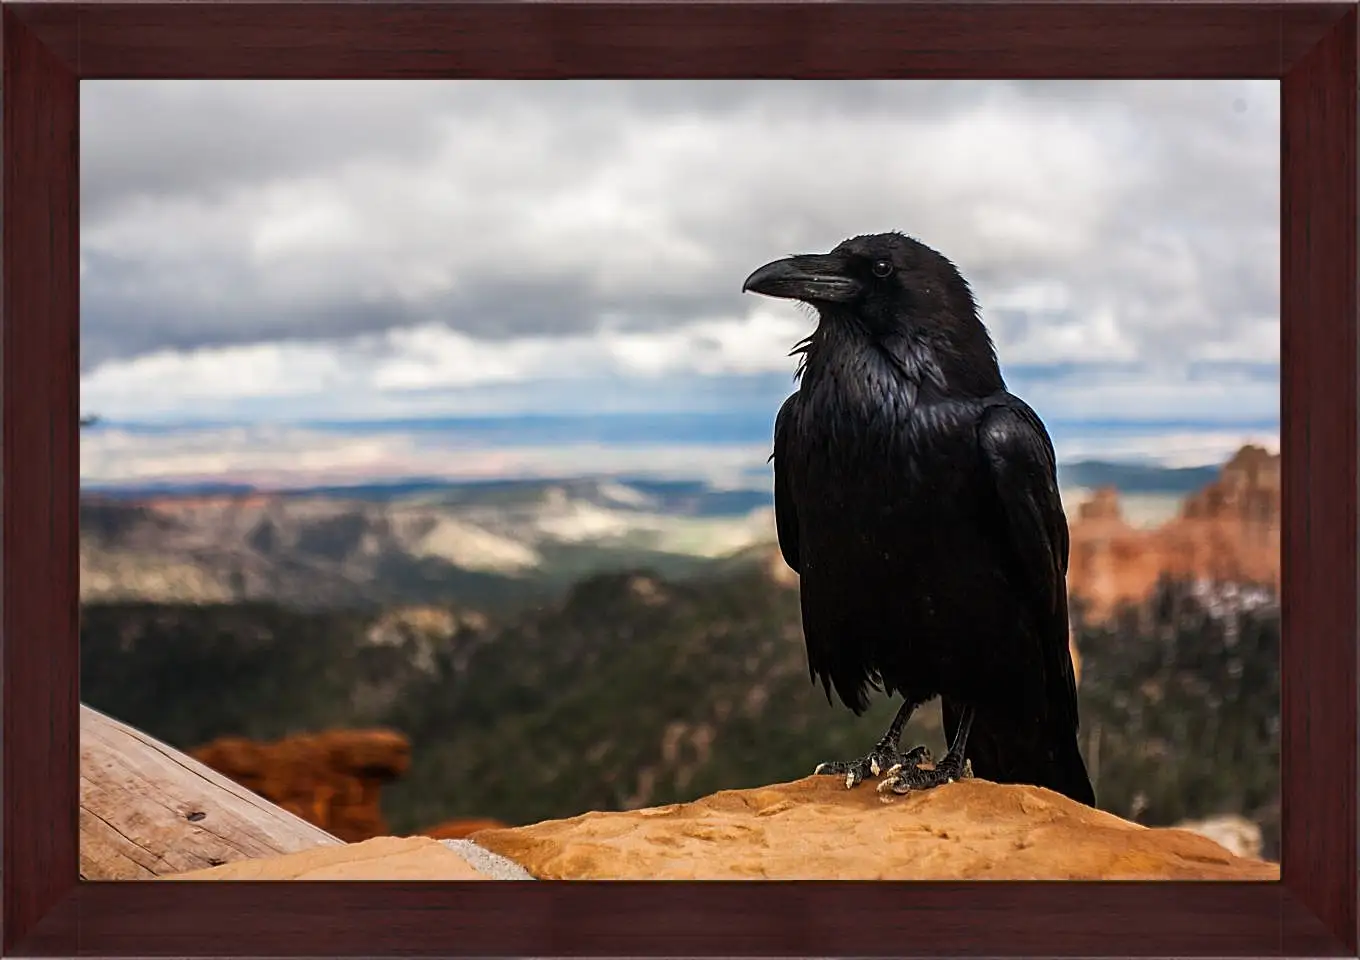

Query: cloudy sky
[79,80,1279,490]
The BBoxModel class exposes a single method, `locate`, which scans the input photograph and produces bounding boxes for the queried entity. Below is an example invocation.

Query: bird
[741,231,1095,807]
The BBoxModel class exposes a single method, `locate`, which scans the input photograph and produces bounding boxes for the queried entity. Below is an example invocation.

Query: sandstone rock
[164,835,494,880]
[420,817,509,840]
[1172,813,1264,860]
[190,728,410,841]
[367,604,488,649]
[1077,485,1125,523]
[1067,446,1280,618]
[1181,444,1280,526]
[470,776,1279,881]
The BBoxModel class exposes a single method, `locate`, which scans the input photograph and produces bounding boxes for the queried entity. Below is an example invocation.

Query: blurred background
[79,80,1280,860]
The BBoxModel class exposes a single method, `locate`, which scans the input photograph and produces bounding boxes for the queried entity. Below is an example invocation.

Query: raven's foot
[814,744,933,789]
[876,753,974,796]
[877,702,977,796]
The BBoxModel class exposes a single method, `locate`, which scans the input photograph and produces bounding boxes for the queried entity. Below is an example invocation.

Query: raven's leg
[813,695,934,789]
[877,704,976,795]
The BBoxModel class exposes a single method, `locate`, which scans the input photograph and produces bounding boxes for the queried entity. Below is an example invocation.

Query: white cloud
[82,341,352,410]
[1197,317,1280,363]
[81,80,1279,377]
[1018,369,1278,422]
[1002,303,1141,364]
[82,306,816,420]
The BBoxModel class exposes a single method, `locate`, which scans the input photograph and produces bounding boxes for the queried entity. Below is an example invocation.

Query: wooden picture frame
[3,2,1355,955]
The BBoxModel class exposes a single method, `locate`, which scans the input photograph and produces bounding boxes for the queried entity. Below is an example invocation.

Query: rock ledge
[470,776,1279,881]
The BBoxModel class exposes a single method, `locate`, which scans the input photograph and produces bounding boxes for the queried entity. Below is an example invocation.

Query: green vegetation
[80,569,1279,853]
[80,602,423,746]
[1073,580,1280,857]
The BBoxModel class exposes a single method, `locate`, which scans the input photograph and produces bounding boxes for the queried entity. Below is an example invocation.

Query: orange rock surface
[420,817,510,840]
[470,775,1279,881]
[1066,445,1280,618]
[190,729,411,841]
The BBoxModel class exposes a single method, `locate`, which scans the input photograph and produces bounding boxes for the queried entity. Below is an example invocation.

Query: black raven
[742,232,1095,807]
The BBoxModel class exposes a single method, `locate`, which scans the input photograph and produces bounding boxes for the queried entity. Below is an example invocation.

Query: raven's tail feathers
[1045,729,1096,808]
[941,698,1095,808]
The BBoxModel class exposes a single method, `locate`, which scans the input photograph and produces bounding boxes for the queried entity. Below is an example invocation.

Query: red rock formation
[1067,445,1280,618]
[191,729,411,842]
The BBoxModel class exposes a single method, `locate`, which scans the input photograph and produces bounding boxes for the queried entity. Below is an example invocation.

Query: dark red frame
[3,1,1355,956]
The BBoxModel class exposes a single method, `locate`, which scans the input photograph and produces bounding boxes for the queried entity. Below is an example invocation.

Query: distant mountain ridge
[78,454,1261,610]
[1057,461,1220,495]
[79,476,778,610]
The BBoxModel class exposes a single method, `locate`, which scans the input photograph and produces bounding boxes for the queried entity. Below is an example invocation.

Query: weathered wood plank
[80,704,343,879]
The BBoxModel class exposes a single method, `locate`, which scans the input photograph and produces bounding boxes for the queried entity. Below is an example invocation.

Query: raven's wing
[771,394,801,575]
[976,398,1078,730]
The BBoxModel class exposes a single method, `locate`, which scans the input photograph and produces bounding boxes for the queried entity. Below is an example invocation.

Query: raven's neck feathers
[793,309,1005,400]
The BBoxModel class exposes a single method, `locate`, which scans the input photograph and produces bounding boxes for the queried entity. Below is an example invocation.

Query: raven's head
[742,232,980,334]
[742,232,1001,393]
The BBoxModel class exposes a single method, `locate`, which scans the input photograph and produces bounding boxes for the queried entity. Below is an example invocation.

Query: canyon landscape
[79,445,1282,862]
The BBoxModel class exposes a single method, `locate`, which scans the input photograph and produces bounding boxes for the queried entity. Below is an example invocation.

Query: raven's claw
[814,744,933,789]
[877,755,974,795]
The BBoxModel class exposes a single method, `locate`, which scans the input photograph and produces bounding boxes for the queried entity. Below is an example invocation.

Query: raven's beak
[741,254,861,304]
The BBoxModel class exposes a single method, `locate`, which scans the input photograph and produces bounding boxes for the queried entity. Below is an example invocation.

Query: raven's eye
[871,259,894,278]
